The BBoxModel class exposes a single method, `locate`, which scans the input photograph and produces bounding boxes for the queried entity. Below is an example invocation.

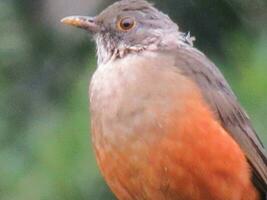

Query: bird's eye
[117,17,136,31]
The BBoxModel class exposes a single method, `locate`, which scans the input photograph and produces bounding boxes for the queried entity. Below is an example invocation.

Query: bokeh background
[0,0,267,199]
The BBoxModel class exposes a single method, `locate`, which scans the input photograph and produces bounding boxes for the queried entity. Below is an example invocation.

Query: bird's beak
[61,16,100,33]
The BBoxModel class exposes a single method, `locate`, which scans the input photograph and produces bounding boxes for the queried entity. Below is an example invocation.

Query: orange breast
[90,59,259,200]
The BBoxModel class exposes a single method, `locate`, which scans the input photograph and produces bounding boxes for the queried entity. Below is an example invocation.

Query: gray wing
[172,47,267,195]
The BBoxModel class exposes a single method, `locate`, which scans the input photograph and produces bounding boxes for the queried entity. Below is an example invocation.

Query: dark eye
[117,17,136,31]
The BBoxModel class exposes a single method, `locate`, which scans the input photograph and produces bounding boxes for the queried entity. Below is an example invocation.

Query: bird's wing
[171,47,267,194]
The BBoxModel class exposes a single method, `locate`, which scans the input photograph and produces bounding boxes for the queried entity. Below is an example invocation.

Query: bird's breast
[89,51,193,146]
[88,51,257,200]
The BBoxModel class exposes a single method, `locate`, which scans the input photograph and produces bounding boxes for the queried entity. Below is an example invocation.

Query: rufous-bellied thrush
[61,0,267,199]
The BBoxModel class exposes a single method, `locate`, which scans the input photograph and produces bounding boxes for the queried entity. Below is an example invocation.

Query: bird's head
[61,0,193,64]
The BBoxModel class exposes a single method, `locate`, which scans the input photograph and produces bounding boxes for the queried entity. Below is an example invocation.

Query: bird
[61,0,267,199]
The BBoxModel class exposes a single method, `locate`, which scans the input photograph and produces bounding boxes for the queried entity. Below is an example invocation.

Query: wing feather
[171,47,267,195]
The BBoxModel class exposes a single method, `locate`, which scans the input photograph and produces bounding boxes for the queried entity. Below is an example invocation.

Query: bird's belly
[89,53,258,200]
[92,111,255,200]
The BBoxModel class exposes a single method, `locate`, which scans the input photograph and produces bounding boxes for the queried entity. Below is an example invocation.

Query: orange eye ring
[117,17,136,31]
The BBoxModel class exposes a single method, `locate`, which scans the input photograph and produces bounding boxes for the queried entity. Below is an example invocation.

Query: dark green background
[0,0,266,199]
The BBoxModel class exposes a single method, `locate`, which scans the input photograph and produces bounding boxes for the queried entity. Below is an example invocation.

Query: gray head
[62,0,193,65]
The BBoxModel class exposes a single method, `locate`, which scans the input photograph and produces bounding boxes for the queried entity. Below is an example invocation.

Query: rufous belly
[89,52,259,200]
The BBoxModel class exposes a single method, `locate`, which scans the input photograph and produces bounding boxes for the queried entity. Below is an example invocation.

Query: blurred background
[0,0,266,199]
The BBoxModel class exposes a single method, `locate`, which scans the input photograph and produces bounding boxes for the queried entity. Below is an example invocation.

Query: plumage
[61,0,267,199]
[89,51,261,200]
[170,47,267,195]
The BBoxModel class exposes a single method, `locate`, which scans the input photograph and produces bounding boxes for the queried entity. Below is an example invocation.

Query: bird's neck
[95,31,195,66]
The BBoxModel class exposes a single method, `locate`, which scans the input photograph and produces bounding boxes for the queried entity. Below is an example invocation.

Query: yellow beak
[61,16,100,33]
